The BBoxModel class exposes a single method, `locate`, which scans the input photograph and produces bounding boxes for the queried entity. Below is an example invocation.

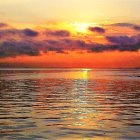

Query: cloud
[0,38,140,58]
[43,36,140,53]
[0,28,39,38]
[22,29,39,37]
[0,23,8,28]
[0,24,140,58]
[88,26,105,33]
[104,35,140,52]
[0,40,40,58]
[0,29,21,38]
[106,36,136,45]
[110,23,134,27]
[89,42,140,52]
[133,25,140,31]
[110,22,140,31]
[43,39,86,51]
[46,30,70,37]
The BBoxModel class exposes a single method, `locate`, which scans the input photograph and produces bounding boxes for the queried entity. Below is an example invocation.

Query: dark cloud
[44,36,140,53]
[22,29,39,37]
[0,40,40,58]
[0,37,140,58]
[110,22,140,31]
[0,23,8,28]
[60,39,86,47]
[106,36,136,45]
[104,35,140,52]
[88,27,105,33]
[46,30,70,37]
[133,25,140,31]
[0,28,39,38]
[89,42,140,52]
[110,23,134,27]
[0,29,20,38]
[43,39,86,51]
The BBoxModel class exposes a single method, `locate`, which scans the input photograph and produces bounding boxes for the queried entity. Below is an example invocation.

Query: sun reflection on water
[70,69,92,128]
[81,69,89,80]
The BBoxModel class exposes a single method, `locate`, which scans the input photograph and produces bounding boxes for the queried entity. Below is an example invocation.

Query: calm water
[0,68,140,140]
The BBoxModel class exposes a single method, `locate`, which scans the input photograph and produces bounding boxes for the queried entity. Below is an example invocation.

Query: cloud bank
[0,22,140,58]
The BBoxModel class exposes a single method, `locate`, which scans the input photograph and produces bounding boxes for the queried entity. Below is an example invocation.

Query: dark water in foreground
[0,68,140,140]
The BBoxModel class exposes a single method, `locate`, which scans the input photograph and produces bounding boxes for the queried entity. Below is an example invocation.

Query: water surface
[0,68,140,140]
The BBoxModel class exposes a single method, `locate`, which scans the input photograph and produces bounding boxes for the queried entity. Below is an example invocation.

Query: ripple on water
[0,69,140,139]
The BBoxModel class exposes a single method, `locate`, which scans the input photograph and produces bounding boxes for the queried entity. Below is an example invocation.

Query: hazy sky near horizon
[0,0,140,24]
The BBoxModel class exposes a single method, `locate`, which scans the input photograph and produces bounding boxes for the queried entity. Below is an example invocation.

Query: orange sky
[0,50,140,68]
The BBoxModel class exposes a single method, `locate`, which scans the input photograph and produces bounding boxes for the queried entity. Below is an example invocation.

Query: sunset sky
[0,0,140,68]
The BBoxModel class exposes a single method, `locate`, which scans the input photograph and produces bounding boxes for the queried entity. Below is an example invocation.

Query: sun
[72,22,89,33]
[71,22,97,34]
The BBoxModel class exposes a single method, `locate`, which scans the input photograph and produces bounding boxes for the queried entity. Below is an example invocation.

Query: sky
[0,0,140,68]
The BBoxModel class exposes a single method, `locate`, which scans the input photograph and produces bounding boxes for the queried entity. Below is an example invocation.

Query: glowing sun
[71,22,97,34]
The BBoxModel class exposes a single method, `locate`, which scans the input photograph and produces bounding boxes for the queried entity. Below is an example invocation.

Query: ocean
[0,68,140,140]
